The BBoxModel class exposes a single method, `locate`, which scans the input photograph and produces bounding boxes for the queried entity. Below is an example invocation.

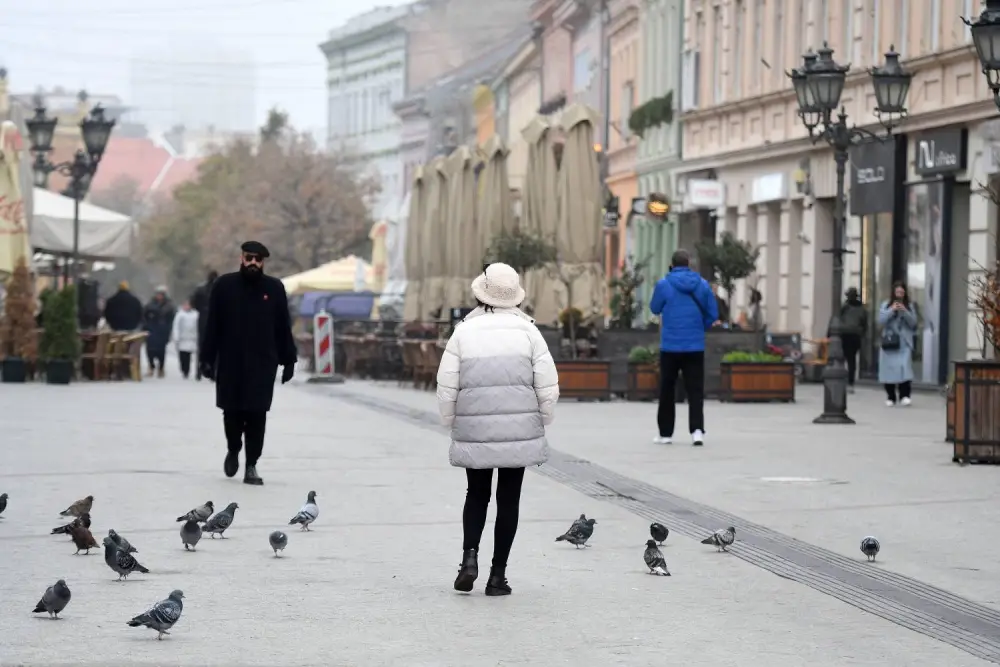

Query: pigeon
[861,536,880,562]
[555,518,597,548]
[288,491,319,531]
[68,522,99,555]
[701,526,736,552]
[103,536,150,580]
[176,501,213,523]
[650,522,669,545]
[108,529,138,553]
[127,590,184,640]
[52,513,91,538]
[0,492,7,517]
[643,539,671,576]
[59,495,93,517]
[180,520,202,551]
[32,579,72,618]
[202,502,238,538]
[269,530,288,557]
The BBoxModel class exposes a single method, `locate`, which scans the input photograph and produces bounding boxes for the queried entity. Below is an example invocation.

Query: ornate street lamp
[25,100,115,283]
[965,0,1000,110]
[786,43,911,425]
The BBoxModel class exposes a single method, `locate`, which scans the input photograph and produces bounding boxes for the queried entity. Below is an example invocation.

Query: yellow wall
[472,85,495,148]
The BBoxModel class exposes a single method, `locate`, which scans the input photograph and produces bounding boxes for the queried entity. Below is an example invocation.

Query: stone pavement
[0,367,996,666]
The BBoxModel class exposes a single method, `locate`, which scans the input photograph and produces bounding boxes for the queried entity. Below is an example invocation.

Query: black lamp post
[787,43,911,425]
[25,101,115,284]
[966,0,1000,111]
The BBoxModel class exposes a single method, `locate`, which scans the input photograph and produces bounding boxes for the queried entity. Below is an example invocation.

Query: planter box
[952,360,1000,464]
[626,362,658,400]
[45,359,73,385]
[1,357,27,383]
[556,359,611,401]
[597,328,659,396]
[719,361,796,403]
[705,330,767,399]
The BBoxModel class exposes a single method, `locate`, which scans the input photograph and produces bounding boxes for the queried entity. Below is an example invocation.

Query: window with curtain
[819,0,829,42]
[733,0,744,97]
[842,0,853,60]
[870,0,881,65]
[896,0,907,57]
[928,0,940,52]
[965,0,974,42]
[713,5,723,103]
[793,0,804,67]
[753,0,764,90]
[621,81,635,138]
[772,0,784,85]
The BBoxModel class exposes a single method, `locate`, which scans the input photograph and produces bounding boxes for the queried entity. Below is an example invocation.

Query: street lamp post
[25,102,115,284]
[966,0,1000,111]
[787,43,911,425]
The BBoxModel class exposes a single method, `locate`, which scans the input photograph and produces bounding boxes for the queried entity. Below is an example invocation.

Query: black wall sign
[914,127,967,176]
[849,138,896,216]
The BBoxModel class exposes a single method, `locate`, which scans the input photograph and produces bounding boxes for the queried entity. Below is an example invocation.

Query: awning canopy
[31,187,133,259]
[281,255,374,295]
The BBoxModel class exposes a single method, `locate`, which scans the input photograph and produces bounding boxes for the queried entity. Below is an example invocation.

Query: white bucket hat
[470,263,525,309]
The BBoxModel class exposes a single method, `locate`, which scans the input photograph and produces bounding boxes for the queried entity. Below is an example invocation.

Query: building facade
[674,0,996,384]
[321,5,411,221]
[492,39,542,204]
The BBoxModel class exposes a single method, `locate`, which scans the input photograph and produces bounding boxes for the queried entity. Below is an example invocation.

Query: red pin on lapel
[263,294,269,301]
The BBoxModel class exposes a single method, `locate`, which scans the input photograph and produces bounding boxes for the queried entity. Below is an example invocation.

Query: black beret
[241,241,270,258]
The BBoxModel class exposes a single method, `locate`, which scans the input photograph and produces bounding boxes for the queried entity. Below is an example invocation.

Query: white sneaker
[692,430,704,446]
[885,400,895,407]
[653,436,672,444]
[900,396,912,406]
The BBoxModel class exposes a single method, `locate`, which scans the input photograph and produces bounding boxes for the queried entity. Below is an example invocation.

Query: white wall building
[320,5,411,222]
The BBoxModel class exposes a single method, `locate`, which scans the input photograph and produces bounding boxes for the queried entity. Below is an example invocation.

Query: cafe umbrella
[519,115,560,321]
[403,166,427,321]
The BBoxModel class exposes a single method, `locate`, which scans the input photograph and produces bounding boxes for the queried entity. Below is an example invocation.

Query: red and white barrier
[313,310,335,377]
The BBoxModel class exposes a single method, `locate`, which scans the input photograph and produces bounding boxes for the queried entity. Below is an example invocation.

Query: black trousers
[146,349,165,370]
[178,351,192,378]
[462,467,525,570]
[841,334,862,386]
[657,351,705,436]
[885,381,912,402]
[223,411,267,467]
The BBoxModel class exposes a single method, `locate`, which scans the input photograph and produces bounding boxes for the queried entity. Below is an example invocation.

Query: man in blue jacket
[649,249,719,446]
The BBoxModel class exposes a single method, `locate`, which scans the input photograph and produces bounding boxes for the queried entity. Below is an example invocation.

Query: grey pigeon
[202,502,238,538]
[860,536,880,562]
[52,513,91,538]
[288,491,319,531]
[176,501,213,523]
[555,518,597,548]
[568,514,587,532]
[650,522,669,545]
[32,579,71,618]
[108,529,138,553]
[0,492,7,516]
[59,495,93,517]
[701,526,736,552]
[102,536,150,581]
[269,530,288,557]
[127,590,184,640]
[180,520,202,551]
[643,540,671,576]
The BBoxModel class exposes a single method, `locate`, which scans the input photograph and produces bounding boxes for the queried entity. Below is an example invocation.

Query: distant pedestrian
[649,249,719,447]
[142,286,176,378]
[103,281,143,331]
[199,241,297,486]
[838,287,868,393]
[189,270,218,381]
[436,262,559,596]
[171,301,199,379]
[878,281,918,406]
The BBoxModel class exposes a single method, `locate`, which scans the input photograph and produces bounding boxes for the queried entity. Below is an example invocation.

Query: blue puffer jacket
[649,267,719,352]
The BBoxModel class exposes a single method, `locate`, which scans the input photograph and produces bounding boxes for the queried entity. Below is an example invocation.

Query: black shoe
[453,548,478,592]
[224,451,239,478]
[243,464,263,485]
[484,567,511,596]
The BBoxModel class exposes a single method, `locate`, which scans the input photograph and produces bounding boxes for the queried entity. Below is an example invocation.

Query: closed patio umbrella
[420,156,449,318]
[475,134,513,271]
[520,115,560,322]
[443,146,477,308]
[403,166,426,321]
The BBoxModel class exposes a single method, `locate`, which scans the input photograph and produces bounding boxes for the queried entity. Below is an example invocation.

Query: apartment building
[675,0,995,384]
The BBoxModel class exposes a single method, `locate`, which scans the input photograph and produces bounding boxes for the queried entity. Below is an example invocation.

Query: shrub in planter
[1,256,37,383]
[719,350,795,403]
[626,345,659,401]
[40,285,80,385]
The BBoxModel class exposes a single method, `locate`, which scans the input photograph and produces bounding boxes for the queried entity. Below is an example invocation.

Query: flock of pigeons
[1,490,320,640]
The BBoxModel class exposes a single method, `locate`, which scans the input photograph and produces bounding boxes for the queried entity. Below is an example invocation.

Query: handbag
[880,327,901,351]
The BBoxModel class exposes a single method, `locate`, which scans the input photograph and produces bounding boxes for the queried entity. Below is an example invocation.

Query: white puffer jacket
[436,306,560,469]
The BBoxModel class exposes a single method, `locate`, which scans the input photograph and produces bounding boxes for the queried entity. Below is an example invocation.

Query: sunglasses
[243,253,264,264]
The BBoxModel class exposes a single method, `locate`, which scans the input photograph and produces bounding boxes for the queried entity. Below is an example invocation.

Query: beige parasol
[402,166,427,321]
[520,115,560,322]
[443,146,477,308]
[419,156,450,318]
[475,134,513,269]
[0,121,30,278]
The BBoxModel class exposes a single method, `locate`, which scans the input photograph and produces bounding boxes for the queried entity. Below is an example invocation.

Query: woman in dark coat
[142,286,176,377]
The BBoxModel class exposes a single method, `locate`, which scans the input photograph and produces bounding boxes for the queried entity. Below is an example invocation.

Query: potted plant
[719,350,796,403]
[1,256,37,383]
[39,284,80,385]
[626,345,658,401]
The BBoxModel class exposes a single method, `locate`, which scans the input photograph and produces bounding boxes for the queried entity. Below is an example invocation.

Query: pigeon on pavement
[180,520,202,551]
[861,536,880,562]
[52,513,91,538]
[59,495,93,517]
[127,590,184,640]
[68,522,99,555]
[650,522,669,545]
[202,502,238,538]
[108,529,138,553]
[0,492,7,517]
[643,540,671,576]
[176,501,213,523]
[288,491,319,531]
[103,536,150,581]
[32,579,72,618]
[269,530,288,557]
[701,526,736,552]
[555,518,597,548]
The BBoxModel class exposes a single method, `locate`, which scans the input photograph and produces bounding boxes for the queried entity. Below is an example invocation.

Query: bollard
[306,308,344,384]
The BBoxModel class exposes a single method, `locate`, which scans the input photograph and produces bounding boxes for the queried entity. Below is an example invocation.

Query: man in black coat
[199,241,297,485]
[103,281,143,331]
[189,270,218,380]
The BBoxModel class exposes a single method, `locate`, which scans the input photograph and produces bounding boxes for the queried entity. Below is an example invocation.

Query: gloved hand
[281,364,294,384]
[199,362,215,381]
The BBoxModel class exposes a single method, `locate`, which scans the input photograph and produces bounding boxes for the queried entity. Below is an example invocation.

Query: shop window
[860,212,893,377]
[905,181,945,383]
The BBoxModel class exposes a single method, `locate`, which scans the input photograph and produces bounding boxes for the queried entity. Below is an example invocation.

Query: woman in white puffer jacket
[436,262,560,597]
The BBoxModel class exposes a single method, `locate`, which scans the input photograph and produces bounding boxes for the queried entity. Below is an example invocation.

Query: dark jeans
[223,410,267,467]
[178,351,192,378]
[657,351,705,436]
[462,467,525,570]
[885,381,912,402]
[146,349,165,370]
[841,334,861,386]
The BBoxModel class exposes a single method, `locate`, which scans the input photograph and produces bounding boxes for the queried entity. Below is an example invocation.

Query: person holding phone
[878,281,918,406]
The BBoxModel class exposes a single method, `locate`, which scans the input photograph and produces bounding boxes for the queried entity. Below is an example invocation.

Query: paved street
[1,365,998,666]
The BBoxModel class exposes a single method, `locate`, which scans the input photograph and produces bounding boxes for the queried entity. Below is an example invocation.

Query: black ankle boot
[243,464,263,485]
[453,549,478,592]
[485,567,511,596]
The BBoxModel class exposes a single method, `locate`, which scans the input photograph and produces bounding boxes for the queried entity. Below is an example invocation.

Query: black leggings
[841,334,861,386]
[462,467,525,570]
[885,381,912,402]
